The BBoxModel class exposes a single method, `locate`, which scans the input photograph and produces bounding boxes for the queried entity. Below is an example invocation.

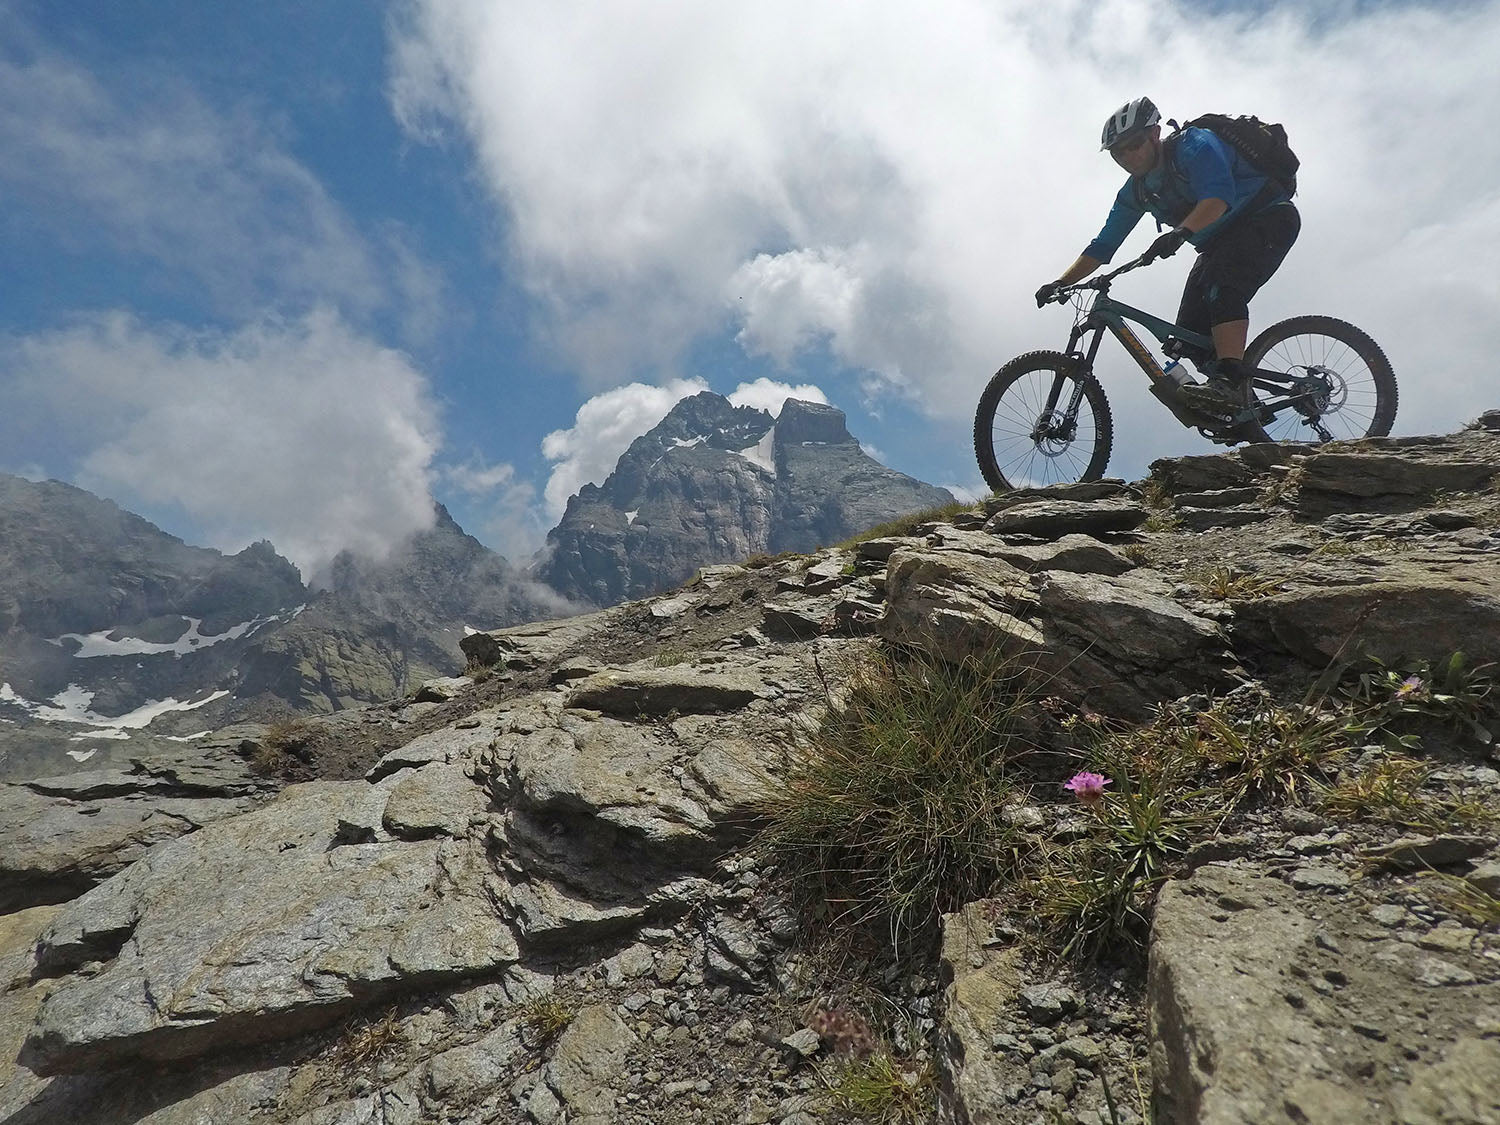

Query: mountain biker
[1034,97,1300,411]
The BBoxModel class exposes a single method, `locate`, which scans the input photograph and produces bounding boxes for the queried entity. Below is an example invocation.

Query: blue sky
[3,0,1498,579]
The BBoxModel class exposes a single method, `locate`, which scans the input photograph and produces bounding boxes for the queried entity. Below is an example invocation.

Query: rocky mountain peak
[772,397,855,448]
[599,392,774,508]
[537,392,952,606]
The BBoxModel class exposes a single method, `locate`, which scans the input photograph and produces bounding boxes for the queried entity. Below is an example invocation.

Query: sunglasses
[1111,132,1151,156]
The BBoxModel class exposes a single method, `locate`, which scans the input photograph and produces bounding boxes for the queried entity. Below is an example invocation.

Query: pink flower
[1063,771,1111,804]
[1395,675,1428,701]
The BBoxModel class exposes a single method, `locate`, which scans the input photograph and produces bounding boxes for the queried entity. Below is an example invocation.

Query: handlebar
[1043,251,1154,305]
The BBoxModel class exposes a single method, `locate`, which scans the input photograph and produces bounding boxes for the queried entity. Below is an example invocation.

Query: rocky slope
[3,417,1500,1124]
[537,393,955,606]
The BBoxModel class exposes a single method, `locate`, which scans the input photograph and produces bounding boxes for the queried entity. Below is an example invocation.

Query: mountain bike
[973,252,1398,492]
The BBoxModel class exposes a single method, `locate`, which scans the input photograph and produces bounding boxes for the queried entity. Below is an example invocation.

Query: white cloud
[0,19,442,337]
[440,455,553,556]
[540,377,710,518]
[540,376,831,518]
[727,377,829,416]
[391,0,1500,476]
[0,310,442,577]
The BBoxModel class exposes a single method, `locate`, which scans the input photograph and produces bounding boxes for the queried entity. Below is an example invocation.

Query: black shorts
[1176,202,1301,335]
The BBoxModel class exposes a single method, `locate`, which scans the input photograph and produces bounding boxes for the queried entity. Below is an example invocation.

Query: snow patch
[736,426,777,476]
[52,608,300,659]
[66,748,99,762]
[626,510,639,525]
[671,436,706,448]
[0,682,230,731]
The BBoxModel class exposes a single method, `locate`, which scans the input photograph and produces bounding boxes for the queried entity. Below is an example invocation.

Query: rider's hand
[1145,227,1189,262]
[1034,281,1062,308]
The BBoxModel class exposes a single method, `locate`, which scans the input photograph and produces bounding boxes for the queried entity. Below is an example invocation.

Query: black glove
[1034,281,1062,308]
[1145,227,1189,262]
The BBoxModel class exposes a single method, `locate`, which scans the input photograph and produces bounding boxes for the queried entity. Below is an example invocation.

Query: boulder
[21,781,518,1074]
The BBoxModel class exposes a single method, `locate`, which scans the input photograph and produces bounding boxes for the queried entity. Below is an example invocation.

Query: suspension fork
[1043,321,1107,422]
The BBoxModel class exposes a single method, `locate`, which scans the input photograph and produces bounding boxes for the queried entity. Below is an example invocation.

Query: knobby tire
[973,350,1115,493]
[1237,315,1398,444]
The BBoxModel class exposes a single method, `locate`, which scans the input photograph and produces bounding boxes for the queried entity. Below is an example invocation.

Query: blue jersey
[1082,127,1287,263]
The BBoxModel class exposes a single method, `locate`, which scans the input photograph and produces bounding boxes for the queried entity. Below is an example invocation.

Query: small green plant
[1025,843,1152,962]
[1259,471,1296,506]
[1141,478,1174,511]
[823,1051,933,1123]
[1140,510,1182,533]
[755,646,1041,944]
[519,996,573,1047]
[1349,652,1496,743]
[465,652,500,681]
[743,550,802,569]
[1312,535,1399,557]
[652,648,691,667]
[335,1007,404,1074]
[1186,702,1356,804]
[1026,734,1212,961]
[1320,754,1493,832]
[1188,565,1280,601]
[1415,872,1500,928]
[249,718,319,777]
[1118,543,1149,565]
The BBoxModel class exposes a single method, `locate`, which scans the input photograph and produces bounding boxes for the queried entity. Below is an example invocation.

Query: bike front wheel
[974,350,1114,492]
[1238,316,1398,444]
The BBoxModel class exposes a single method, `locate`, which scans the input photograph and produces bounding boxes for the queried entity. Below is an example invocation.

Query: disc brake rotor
[1031,409,1076,457]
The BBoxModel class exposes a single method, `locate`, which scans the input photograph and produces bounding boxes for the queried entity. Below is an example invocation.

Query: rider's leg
[1178,205,1301,410]
[1211,320,1249,363]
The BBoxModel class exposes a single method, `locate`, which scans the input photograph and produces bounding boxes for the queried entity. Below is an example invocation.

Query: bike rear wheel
[974,350,1114,492]
[1237,316,1398,444]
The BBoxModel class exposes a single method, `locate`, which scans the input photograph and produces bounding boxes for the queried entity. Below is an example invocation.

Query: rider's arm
[1176,130,1235,240]
[1178,197,1228,234]
[1055,254,1103,285]
[1080,179,1146,264]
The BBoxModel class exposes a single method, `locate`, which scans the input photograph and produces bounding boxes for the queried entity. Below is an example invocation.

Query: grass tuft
[823,1051,933,1123]
[248,718,319,778]
[1415,872,1500,928]
[755,646,1041,945]
[335,1007,404,1074]
[836,501,976,549]
[518,996,573,1048]
[1187,565,1280,601]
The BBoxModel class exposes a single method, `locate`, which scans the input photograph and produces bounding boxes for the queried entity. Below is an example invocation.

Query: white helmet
[1100,96,1161,151]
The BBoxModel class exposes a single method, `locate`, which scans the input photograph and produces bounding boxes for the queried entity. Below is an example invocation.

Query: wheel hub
[1293,365,1345,418]
[1030,409,1077,456]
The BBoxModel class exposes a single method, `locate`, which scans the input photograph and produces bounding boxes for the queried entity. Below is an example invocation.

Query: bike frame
[1047,254,1333,433]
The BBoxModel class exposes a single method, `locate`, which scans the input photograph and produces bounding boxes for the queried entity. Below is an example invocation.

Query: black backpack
[1135,113,1299,222]
[1181,113,1299,198]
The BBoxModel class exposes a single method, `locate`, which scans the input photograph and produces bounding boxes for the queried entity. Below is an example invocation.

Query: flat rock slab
[0,783,259,913]
[937,902,1029,1124]
[564,667,770,715]
[1236,564,1500,666]
[1149,863,1500,1124]
[21,781,518,1074]
[1295,453,1496,503]
[460,609,618,671]
[984,480,1129,510]
[880,548,1043,662]
[382,762,490,839]
[925,528,1136,576]
[984,497,1147,539]
[366,711,503,782]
